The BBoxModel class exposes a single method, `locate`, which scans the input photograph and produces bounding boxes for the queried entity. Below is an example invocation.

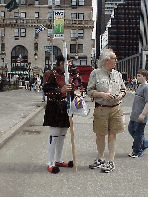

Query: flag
[17,54,23,62]
[36,24,46,34]
[5,0,18,12]
[54,10,64,38]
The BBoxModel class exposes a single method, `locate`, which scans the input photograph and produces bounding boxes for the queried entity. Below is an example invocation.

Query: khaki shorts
[93,105,124,135]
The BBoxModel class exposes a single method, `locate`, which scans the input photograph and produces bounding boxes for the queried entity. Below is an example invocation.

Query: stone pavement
[0,91,148,197]
[0,89,45,148]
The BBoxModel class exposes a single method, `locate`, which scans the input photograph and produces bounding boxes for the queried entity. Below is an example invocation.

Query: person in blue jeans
[128,69,148,158]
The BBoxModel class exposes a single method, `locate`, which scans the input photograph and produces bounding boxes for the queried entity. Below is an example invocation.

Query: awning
[8,71,29,74]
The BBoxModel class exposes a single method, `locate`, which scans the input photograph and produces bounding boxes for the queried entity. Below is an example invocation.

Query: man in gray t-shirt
[128,69,148,158]
[130,84,148,123]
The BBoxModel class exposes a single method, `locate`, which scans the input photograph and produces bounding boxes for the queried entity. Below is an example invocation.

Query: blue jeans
[128,120,148,154]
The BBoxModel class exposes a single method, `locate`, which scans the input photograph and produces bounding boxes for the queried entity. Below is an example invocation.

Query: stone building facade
[0,0,94,75]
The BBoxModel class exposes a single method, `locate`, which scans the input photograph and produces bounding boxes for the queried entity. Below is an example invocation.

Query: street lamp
[34,52,38,60]
[75,53,78,60]
[1,51,6,91]
[28,62,31,91]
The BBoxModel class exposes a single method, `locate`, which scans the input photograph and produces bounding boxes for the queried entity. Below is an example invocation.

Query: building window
[21,0,26,5]
[14,28,19,37]
[78,0,84,6]
[71,13,77,20]
[1,28,5,36]
[70,44,76,53]
[78,29,83,38]
[80,60,87,65]
[78,13,84,20]
[1,11,5,18]
[34,43,38,51]
[35,12,39,18]
[71,0,77,6]
[48,0,52,6]
[71,30,76,39]
[48,12,53,19]
[78,44,83,53]
[14,12,19,18]
[20,12,26,18]
[48,29,52,37]
[20,28,26,37]
[35,0,39,5]
[1,43,5,51]
[73,59,80,65]
[1,0,5,4]
[55,0,60,5]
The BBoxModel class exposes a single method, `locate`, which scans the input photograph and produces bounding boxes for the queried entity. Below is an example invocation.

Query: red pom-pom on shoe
[68,161,73,167]
[47,166,60,174]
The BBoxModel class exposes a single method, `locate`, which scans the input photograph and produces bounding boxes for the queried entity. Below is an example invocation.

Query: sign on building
[54,10,64,38]
[44,46,52,53]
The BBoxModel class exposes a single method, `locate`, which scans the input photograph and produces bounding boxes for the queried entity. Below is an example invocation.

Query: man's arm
[138,102,148,122]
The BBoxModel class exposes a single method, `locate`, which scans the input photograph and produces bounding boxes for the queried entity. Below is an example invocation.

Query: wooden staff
[69,116,77,172]
[63,41,77,172]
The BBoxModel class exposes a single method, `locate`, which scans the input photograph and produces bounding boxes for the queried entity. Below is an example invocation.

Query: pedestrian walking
[32,74,37,92]
[132,76,137,91]
[29,75,35,91]
[87,48,126,173]
[43,55,78,174]
[130,78,133,90]
[127,77,131,90]
[25,75,29,90]
[36,74,41,92]
[40,75,45,102]
[128,69,148,158]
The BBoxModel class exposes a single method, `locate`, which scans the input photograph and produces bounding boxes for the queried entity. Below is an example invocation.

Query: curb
[0,105,45,149]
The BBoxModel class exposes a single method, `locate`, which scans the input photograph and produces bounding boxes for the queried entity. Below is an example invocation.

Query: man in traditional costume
[43,55,75,174]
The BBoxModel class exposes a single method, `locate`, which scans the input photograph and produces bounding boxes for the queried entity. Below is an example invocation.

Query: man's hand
[102,93,114,101]
[138,113,145,122]
[114,93,124,101]
[61,84,72,93]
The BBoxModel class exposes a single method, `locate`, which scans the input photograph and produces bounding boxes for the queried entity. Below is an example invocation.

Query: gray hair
[98,48,114,68]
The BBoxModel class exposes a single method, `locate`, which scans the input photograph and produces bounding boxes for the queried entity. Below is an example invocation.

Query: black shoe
[89,159,106,169]
[128,152,139,158]
[101,161,115,173]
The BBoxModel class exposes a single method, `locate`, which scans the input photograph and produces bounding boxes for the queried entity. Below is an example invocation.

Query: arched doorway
[11,45,28,74]
[45,46,62,70]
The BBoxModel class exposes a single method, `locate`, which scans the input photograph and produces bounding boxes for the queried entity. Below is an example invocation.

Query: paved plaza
[0,89,148,197]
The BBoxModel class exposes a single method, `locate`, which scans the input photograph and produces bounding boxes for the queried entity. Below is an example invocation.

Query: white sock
[48,135,58,167]
[55,135,65,162]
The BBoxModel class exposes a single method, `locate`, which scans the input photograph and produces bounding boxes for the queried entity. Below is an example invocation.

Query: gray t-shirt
[130,84,148,123]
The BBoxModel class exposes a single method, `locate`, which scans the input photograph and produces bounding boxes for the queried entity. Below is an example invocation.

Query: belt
[47,97,67,102]
[95,102,119,108]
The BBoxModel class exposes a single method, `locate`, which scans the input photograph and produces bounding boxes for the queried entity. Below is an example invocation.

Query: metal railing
[115,53,141,78]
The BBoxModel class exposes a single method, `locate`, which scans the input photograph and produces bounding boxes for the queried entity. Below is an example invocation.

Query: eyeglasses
[110,57,117,61]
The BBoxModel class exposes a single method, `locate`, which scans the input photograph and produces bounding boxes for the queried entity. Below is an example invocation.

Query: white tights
[48,127,68,167]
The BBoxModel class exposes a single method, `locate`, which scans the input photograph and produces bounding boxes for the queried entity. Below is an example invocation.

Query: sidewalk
[0,91,147,197]
[0,89,45,148]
